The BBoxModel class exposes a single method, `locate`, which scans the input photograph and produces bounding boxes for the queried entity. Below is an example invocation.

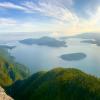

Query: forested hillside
[0,48,29,86]
[8,68,100,100]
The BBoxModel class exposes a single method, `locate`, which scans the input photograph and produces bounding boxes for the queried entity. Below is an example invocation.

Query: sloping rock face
[0,86,13,100]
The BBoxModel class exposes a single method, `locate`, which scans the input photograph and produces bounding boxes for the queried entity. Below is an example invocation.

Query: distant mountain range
[19,33,100,48]
[7,67,100,100]
[61,33,100,46]
[76,33,100,46]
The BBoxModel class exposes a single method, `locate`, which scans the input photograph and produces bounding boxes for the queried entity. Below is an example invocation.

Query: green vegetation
[0,48,29,87]
[0,47,100,100]
[8,67,100,100]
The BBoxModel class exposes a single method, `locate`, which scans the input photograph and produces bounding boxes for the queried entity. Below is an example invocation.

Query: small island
[0,45,16,49]
[60,53,86,61]
[81,40,96,44]
[19,36,67,47]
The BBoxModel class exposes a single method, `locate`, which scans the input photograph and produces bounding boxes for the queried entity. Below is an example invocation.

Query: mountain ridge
[0,48,30,87]
[7,67,100,100]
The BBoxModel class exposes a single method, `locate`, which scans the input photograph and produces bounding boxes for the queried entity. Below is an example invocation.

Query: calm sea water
[0,34,100,77]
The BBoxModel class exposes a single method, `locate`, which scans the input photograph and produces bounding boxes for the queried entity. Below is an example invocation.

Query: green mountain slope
[0,48,29,86]
[8,67,100,100]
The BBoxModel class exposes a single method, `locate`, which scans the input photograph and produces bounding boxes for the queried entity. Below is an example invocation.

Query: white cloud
[0,2,27,11]
[0,1,76,23]
[0,0,100,36]
[0,18,17,25]
[22,1,79,23]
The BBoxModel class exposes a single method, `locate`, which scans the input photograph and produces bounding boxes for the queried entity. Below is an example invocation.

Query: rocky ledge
[0,86,13,100]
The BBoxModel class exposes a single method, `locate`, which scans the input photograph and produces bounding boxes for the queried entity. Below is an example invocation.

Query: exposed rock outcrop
[0,86,13,100]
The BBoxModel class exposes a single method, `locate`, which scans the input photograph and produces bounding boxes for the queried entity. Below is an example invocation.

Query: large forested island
[19,37,67,47]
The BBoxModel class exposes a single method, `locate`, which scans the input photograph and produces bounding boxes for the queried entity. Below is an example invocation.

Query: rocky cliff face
[0,86,13,100]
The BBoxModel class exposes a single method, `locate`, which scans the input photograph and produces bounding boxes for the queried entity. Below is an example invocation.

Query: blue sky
[0,0,100,36]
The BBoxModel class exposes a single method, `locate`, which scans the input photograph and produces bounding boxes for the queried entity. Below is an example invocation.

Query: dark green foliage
[0,48,30,87]
[8,68,100,100]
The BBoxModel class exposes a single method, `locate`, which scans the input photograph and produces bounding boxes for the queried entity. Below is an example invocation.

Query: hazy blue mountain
[80,40,96,44]
[19,36,67,47]
[60,33,100,46]
[74,33,100,46]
